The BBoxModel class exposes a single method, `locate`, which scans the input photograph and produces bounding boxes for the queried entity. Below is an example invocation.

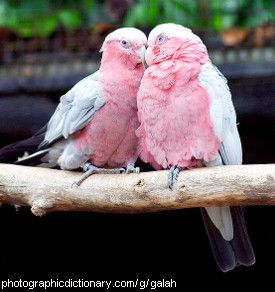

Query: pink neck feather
[99,44,145,102]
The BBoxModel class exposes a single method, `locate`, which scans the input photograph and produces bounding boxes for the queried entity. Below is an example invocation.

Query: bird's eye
[120,39,131,48]
[156,34,166,44]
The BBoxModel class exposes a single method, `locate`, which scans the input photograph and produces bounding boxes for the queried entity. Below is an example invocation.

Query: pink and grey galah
[0,27,147,185]
[136,23,255,272]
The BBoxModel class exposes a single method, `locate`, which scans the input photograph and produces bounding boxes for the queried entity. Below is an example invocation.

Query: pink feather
[75,39,146,168]
[137,36,219,170]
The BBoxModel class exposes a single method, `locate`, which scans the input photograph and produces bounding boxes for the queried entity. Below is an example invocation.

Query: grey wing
[40,70,105,147]
[199,64,255,271]
[199,63,242,166]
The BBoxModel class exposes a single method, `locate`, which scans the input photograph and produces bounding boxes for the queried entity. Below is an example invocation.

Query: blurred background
[0,0,274,286]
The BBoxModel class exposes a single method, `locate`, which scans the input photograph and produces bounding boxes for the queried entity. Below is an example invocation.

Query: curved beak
[134,45,146,64]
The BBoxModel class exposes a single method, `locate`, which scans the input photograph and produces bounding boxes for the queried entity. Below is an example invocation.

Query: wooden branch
[0,163,274,216]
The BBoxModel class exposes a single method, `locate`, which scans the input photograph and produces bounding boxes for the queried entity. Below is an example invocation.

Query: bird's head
[146,23,209,66]
[100,27,147,68]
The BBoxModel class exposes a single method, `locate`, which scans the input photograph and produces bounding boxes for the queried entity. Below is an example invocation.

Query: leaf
[211,13,237,31]
[15,13,58,38]
[0,2,11,26]
[246,11,269,28]
[58,10,82,29]
[123,2,148,27]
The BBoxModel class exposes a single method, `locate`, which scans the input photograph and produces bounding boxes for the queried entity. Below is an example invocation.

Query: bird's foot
[168,166,180,190]
[73,162,125,186]
[123,164,140,174]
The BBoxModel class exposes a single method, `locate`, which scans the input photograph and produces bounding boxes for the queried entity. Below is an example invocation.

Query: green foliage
[0,0,95,37]
[124,0,200,28]
[124,0,275,31]
[210,0,275,30]
[0,0,274,37]
[58,10,82,29]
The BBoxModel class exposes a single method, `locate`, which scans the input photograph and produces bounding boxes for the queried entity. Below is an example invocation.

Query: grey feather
[199,63,255,271]
[40,71,105,148]
[199,63,242,241]
[199,63,242,165]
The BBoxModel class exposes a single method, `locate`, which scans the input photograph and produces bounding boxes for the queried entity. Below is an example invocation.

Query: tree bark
[0,163,274,216]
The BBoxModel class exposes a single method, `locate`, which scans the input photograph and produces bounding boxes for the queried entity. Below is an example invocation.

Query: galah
[136,23,255,272]
[0,27,147,185]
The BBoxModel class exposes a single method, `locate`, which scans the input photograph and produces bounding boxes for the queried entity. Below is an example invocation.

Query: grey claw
[125,166,140,174]
[174,167,180,181]
[168,166,180,190]
[71,180,81,188]
[74,163,138,186]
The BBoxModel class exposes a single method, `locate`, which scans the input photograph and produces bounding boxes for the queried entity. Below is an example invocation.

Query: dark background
[0,0,275,289]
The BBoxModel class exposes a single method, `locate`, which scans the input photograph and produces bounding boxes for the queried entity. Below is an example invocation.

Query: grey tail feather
[15,149,51,166]
[201,206,255,272]
[0,124,47,163]
[230,206,255,266]
[38,138,52,150]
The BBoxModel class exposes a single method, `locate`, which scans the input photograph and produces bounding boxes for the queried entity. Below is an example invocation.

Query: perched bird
[0,27,147,185]
[136,23,255,272]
